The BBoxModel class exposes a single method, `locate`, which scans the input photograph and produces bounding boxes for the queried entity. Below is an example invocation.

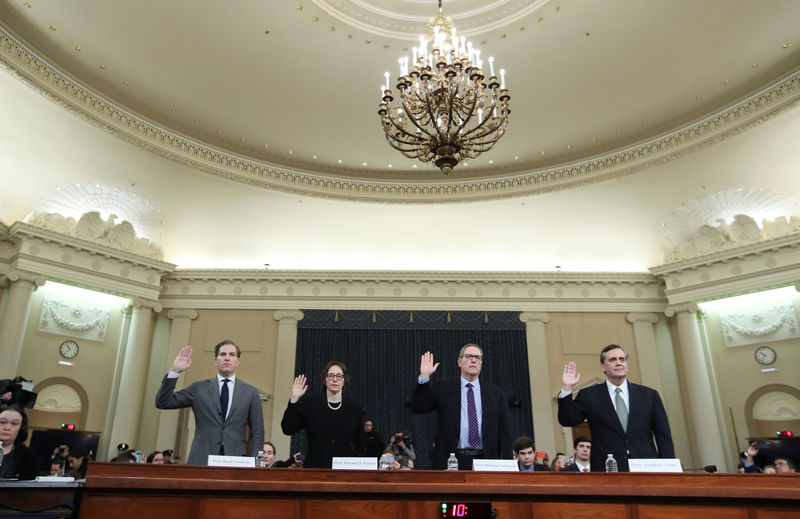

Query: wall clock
[59,340,79,359]
[754,345,776,365]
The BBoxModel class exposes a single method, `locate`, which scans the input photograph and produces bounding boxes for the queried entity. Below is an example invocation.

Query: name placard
[472,459,519,472]
[628,458,683,473]
[207,455,256,468]
[332,457,378,470]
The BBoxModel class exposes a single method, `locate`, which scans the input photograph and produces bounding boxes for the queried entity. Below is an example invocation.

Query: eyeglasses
[461,353,483,361]
[326,373,345,380]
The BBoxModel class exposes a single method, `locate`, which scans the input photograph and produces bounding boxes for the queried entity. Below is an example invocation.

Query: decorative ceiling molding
[650,232,800,304]
[310,0,549,39]
[2,25,800,203]
[7,222,175,300]
[161,269,666,312]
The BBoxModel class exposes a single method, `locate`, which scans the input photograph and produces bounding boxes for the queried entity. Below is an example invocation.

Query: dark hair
[512,435,535,454]
[600,344,628,363]
[774,457,797,471]
[145,451,161,463]
[0,404,28,444]
[70,447,88,461]
[214,340,241,358]
[320,360,350,389]
[110,452,136,462]
[573,435,591,449]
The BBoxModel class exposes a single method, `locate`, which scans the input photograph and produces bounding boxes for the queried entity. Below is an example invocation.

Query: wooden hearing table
[79,462,800,519]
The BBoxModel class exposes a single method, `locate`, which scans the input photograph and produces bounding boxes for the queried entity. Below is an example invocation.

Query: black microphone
[683,465,719,473]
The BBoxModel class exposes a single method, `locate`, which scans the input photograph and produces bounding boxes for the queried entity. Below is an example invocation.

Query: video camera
[0,376,38,409]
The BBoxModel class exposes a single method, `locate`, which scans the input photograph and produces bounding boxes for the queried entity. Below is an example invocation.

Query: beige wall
[18,285,127,435]
[700,294,800,457]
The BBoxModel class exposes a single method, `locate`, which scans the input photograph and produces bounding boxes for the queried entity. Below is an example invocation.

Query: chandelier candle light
[378,2,510,174]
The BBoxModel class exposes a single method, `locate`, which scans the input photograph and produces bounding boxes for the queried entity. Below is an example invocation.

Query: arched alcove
[29,377,89,431]
[744,384,800,439]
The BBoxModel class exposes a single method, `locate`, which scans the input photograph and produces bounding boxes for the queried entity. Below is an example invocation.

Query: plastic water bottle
[379,453,390,470]
[0,448,4,470]
[255,450,266,468]
[605,453,618,472]
[447,452,459,471]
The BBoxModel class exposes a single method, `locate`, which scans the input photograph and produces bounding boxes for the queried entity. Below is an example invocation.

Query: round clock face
[59,340,79,359]
[754,346,776,365]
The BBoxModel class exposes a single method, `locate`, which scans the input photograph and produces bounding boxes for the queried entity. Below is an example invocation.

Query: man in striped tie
[410,344,511,470]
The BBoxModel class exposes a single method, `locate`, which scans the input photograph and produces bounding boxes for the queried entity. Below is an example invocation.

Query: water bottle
[0,448,4,470]
[255,450,266,468]
[447,452,459,471]
[379,453,390,470]
[604,453,618,472]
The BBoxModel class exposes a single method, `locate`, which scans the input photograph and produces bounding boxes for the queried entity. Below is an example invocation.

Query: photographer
[0,377,37,409]
[385,431,416,461]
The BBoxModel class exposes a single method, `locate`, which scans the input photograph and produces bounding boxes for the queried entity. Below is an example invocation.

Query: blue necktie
[220,379,230,421]
[466,383,480,448]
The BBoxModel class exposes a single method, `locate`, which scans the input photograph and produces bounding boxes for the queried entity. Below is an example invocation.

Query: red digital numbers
[451,504,468,517]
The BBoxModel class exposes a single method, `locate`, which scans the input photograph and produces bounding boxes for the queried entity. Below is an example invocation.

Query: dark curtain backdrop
[288,310,533,469]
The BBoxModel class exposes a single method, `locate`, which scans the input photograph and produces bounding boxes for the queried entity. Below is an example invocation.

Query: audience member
[774,457,796,473]
[561,436,592,472]
[273,451,304,469]
[380,449,401,470]
[550,452,568,472]
[66,447,88,479]
[386,431,416,461]
[763,465,777,474]
[109,451,136,463]
[147,451,166,464]
[512,436,549,472]
[398,455,414,470]
[362,419,385,458]
[0,404,39,480]
[262,442,277,467]
[49,458,66,476]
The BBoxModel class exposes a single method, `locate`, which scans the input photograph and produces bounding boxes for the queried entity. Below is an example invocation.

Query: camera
[394,434,412,445]
[0,376,37,408]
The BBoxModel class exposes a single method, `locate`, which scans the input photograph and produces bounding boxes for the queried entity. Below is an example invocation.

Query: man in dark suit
[410,344,511,470]
[560,436,591,472]
[558,344,674,472]
[156,340,264,465]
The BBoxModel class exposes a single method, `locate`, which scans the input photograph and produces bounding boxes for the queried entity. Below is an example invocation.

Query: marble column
[626,313,664,395]
[0,271,45,378]
[271,310,303,458]
[155,308,198,457]
[108,298,162,454]
[664,303,728,471]
[519,312,556,456]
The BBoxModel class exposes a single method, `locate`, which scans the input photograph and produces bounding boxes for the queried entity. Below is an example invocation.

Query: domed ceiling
[1,0,798,202]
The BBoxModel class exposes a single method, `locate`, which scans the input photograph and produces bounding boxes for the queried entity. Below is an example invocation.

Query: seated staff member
[281,361,366,468]
[0,404,39,480]
[561,436,591,472]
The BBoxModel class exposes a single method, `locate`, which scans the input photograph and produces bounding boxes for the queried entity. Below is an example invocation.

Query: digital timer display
[441,502,493,518]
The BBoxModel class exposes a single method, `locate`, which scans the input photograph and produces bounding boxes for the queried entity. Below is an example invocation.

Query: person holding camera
[386,432,416,461]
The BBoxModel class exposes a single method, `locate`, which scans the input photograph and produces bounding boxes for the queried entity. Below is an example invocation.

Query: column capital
[626,312,658,324]
[519,312,550,324]
[132,298,163,312]
[166,308,198,320]
[274,310,304,322]
[1,270,46,288]
[664,302,698,317]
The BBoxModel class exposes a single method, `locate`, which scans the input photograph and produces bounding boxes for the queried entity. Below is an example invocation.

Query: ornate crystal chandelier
[378,1,510,174]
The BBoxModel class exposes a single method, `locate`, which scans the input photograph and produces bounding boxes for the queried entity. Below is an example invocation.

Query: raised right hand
[419,351,440,379]
[562,361,581,391]
[290,374,308,403]
[171,345,193,373]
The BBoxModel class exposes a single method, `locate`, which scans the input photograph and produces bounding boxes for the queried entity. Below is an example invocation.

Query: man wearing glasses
[411,344,511,469]
[156,340,265,465]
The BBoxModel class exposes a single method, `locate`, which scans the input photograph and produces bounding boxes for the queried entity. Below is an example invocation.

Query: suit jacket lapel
[209,378,223,425]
